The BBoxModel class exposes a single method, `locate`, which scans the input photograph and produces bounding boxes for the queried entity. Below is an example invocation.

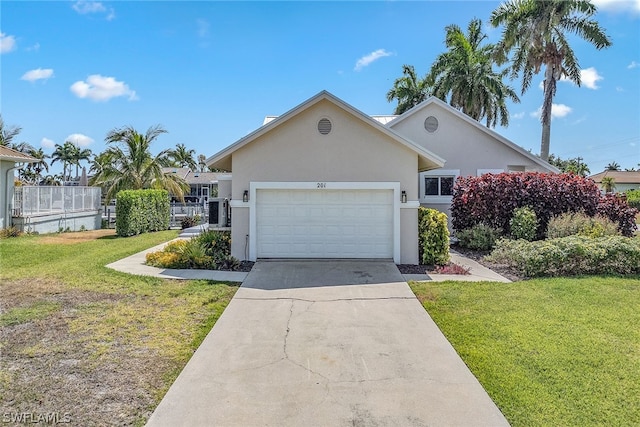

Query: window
[419,169,460,202]
[424,176,454,196]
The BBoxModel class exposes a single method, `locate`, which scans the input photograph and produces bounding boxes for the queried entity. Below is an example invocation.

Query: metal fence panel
[13,186,102,217]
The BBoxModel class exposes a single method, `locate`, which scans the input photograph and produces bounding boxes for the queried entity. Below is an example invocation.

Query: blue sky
[1,0,639,175]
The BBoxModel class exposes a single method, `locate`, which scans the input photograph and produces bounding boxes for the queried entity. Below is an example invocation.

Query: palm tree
[428,18,520,128]
[169,143,197,171]
[26,148,50,184]
[0,114,22,147]
[491,0,612,161]
[601,176,616,193]
[71,147,92,179]
[51,141,77,183]
[90,125,189,202]
[605,161,621,171]
[386,65,432,114]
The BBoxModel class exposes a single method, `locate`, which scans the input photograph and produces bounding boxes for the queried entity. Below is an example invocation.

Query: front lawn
[410,277,640,426]
[0,230,239,426]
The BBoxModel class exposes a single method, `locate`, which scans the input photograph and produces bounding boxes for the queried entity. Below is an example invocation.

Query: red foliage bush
[596,194,638,237]
[452,172,601,238]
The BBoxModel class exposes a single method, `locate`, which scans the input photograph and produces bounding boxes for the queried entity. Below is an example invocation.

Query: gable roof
[589,170,640,184]
[207,90,445,172]
[161,167,223,184]
[387,96,560,173]
[0,145,39,163]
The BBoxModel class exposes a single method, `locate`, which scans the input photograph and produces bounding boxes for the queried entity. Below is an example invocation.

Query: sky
[1,0,639,176]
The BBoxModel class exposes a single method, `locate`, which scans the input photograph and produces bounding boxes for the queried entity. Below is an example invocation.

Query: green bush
[181,216,199,229]
[456,224,500,251]
[510,206,538,241]
[547,212,620,239]
[418,207,449,265]
[115,189,170,237]
[626,189,640,210]
[146,230,240,270]
[0,226,22,238]
[487,235,640,277]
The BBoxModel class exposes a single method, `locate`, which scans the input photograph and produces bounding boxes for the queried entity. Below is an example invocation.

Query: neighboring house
[206,91,557,264]
[162,167,221,203]
[589,170,640,193]
[0,146,38,229]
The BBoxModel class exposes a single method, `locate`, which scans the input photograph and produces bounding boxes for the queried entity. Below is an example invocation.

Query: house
[206,91,557,264]
[588,170,640,193]
[162,167,221,203]
[1,146,38,229]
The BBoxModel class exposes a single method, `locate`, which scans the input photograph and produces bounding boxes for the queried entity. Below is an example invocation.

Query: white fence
[13,186,102,217]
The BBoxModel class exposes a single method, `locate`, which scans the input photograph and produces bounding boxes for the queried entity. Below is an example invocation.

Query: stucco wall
[229,99,421,263]
[390,103,549,175]
[13,211,102,234]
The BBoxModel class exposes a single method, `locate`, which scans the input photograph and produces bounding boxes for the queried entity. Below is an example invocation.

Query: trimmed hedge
[487,236,640,277]
[116,189,170,237]
[419,207,449,265]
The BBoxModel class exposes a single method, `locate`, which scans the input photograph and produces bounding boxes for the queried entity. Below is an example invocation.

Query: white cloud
[512,112,525,119]
[531,103,573,120]
[70,74,138,101]
[65,134,94,147]
[41,138,55,149]
[591,0,640,14]
[21,68,54,82]
[354,49,393,71]
[555,67,603,89]
[578,67,603,89]
[628,61,640,69]
[26,42,40,52]
[0,33,17,54]
[72,1,115,20]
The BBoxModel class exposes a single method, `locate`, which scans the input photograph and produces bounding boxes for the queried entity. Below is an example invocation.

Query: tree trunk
[540,65,556,162]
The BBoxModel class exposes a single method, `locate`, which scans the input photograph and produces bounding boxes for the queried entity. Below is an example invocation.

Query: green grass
[410,277,640,426]
[0,230,239,425]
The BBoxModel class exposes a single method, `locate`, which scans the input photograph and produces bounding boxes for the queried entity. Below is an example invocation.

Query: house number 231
[317,182,326,189]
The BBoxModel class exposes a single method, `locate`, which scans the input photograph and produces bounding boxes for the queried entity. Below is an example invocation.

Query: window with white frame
[420,169,460,202]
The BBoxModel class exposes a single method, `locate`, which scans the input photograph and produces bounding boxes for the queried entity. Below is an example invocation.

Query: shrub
[145,231,240,270]
[596,194,638,237]
[626,189,640,210]
[418,207,449,265]
[547,212,620,239]
[456,224,500,251]
[487,235,640,277]
[116,189,170,237]
[181,216,198,229]
[452,172,601,238]
[0,226,22,238]
[510,206,538,241]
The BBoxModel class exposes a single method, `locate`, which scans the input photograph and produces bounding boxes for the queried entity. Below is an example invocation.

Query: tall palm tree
[71,147,92,179]
[169,143,197,171]
[51,141,77,183]
[386,65,432,114]
[197,154,207,173]
[491,0,612,161]
[601,176,616,193]
[90,125,189,202]
[428,18,520,128]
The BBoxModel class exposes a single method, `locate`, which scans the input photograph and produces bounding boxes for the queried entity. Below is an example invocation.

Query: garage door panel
[256,188,393,259]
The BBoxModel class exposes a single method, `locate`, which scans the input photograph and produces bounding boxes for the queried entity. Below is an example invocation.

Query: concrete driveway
[147,261,508,427]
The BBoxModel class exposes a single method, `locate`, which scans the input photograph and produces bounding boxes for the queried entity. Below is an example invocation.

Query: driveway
[147,260,508,426]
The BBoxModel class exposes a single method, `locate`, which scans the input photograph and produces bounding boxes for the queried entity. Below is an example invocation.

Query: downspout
[4,163,25,229]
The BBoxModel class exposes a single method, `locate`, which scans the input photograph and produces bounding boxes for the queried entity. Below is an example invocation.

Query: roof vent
[424,116,439,133]
[318,118,332,135]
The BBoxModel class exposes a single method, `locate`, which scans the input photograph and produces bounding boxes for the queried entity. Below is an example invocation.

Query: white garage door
[256,189,393,259]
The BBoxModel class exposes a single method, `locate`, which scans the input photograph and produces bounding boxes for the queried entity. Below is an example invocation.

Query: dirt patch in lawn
[0,279,174,426]
[39,229,116,245]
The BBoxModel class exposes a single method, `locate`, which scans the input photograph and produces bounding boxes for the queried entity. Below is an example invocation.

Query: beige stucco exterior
[208,91,557,264]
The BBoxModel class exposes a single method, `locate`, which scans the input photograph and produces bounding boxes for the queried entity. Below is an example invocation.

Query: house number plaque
[317,182,326,189]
